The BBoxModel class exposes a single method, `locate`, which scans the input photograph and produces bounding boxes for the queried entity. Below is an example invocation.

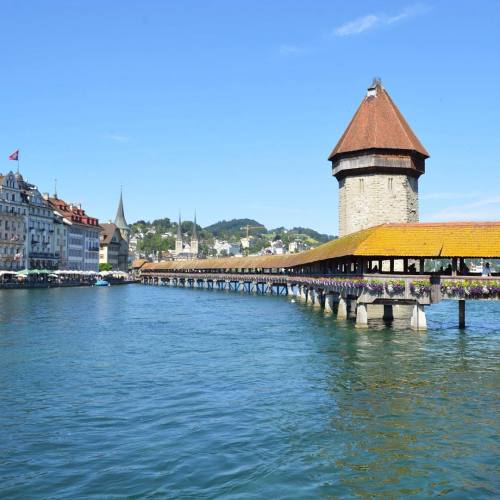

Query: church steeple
[114,188,130,242]
[175,212,183,256]
[190,211,199,258]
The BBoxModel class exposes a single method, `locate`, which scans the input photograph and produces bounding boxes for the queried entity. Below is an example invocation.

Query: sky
[0,0,499,234]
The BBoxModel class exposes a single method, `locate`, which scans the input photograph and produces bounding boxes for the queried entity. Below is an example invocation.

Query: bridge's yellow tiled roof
[142,222,500,272]
[131,259,149,269]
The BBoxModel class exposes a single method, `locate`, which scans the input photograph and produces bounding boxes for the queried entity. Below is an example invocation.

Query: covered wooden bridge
[138,222,500,330]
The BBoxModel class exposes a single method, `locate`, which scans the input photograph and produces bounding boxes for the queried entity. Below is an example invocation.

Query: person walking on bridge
[482,262,492,276]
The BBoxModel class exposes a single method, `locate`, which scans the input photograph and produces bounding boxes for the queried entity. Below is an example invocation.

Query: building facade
[47,196,101,271]
[99,223,129,271]
[0,172,27,270]
[21,180,58,270]
[329,79,429,237]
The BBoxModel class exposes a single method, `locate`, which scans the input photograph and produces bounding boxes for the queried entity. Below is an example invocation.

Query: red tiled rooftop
[329,82,429,160]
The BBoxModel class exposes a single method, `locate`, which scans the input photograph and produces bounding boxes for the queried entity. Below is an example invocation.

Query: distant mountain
[289,227,335,244]
[204,218,266,238]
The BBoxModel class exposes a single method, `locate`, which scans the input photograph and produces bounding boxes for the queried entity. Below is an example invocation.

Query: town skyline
[1,1,500,234]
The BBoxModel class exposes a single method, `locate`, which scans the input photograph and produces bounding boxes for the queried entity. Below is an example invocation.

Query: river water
[0,285,498,498]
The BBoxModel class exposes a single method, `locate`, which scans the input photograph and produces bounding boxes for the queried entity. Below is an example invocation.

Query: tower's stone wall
[338,173,418,237]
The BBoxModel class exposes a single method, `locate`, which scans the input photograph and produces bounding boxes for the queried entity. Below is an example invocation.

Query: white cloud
[421,191,482,201]
[334,4,428,36]
[425,196,500,221]
[335,14,379,36]
[104,133,130,143]
[278,44,306,56]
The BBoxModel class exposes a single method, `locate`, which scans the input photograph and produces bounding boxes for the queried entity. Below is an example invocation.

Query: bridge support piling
[313,289,322,308]
[337,297,348,320]
[459,300,466,328]
[355,303,369,329]
[410,304,427,331]
[324,293,334,314]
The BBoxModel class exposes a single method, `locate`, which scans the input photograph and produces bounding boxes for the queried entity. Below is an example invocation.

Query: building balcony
[29,252,58,260]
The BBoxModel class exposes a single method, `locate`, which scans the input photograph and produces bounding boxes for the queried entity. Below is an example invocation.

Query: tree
[99,263,112,271]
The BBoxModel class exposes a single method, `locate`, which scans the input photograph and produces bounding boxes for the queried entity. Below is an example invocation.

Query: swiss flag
[8,149,19,161]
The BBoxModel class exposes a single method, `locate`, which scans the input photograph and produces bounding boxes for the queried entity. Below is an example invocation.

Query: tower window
[388,178,393,191]
[359,178,364,193]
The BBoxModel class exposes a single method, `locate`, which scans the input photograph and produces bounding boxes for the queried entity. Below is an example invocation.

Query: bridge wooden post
[459,300,466,328]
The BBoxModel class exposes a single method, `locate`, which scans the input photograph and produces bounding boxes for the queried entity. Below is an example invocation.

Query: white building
[240,236,254,249]
[22,181,58,270]
[0,171,27,270]
[271,240,285,255]
[289,240,306,253]
[214,239,241,256]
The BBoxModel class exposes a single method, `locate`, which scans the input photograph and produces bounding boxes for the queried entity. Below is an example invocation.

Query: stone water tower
[329,79,429,237]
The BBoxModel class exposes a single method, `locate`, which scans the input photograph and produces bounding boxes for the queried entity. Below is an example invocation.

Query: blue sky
[0,0,499,234]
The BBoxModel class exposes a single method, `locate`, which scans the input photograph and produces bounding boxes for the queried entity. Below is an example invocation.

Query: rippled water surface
[0,285,499,498]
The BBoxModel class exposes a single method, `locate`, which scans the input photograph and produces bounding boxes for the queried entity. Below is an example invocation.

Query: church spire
[192,211,198,241]
[114,187,130,243]
[175,212,183,256]
[177,212,182,240]
[114,187,129,231]
[190,211,199,258]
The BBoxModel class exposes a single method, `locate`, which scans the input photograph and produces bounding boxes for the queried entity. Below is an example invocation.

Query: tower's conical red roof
[328,81,429,161]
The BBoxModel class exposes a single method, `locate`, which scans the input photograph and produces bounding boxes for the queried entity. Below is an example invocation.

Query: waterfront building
[99,223,129,271]
[0,171,27,270]
[47,196,101,271]
[21,179,58,270]
[328,78,429,237]
[53,211,68,269]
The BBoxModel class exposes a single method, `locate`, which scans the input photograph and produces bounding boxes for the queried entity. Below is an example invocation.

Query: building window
[359,178,364,193]
[388,178,393,191]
